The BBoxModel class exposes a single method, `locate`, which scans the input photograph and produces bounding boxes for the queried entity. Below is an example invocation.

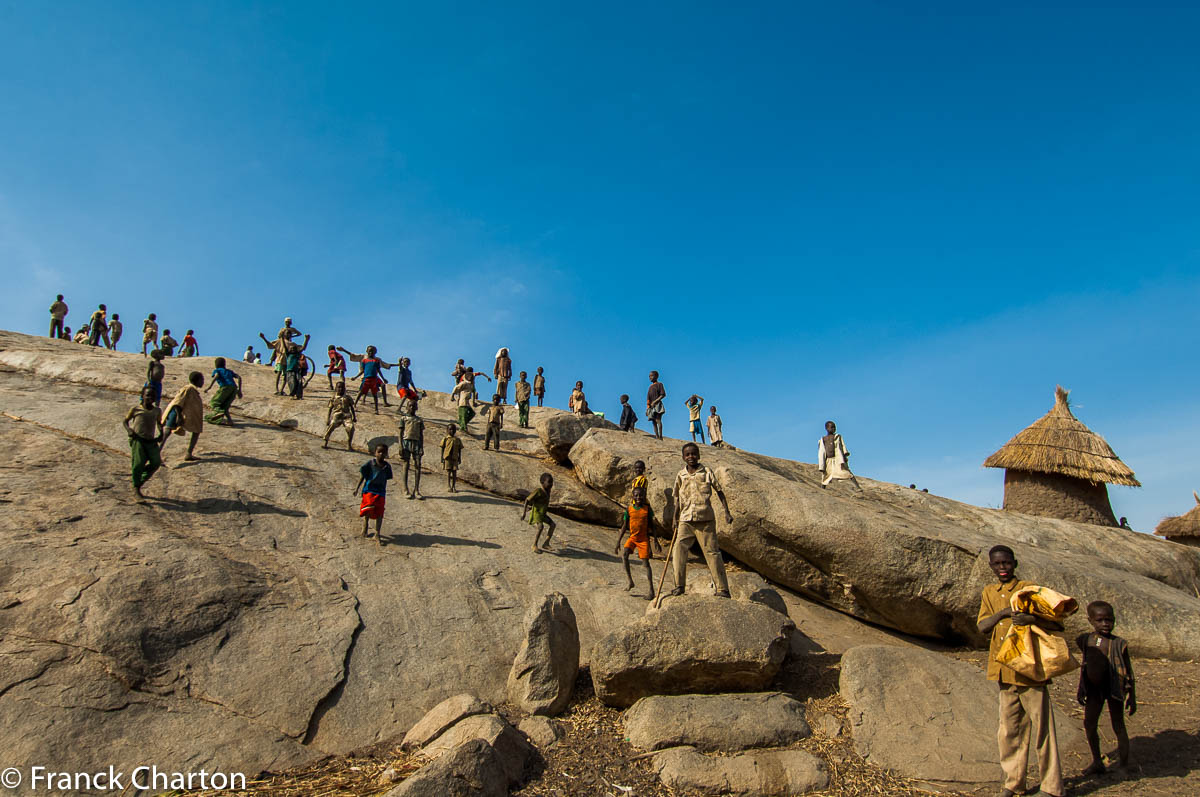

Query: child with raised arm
[161,371,205,462]
[976,545,1066,797]
[614,485,656,600]
[123,387,163,502]
[451,375,476,432]
[323,381,357,450]
[685,394,705,444]
[521,473,556,552]
[340,345,393,412]
[482,394,504,451]
[397,398,426,500]
[533,367,546,407]
[205,357,243,425]
[284,335,311,399]
[355,443,393,546]
[1077,600,1136,776]
[440,423,463,492]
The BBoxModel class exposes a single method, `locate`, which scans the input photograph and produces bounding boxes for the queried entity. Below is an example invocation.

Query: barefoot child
[482,394,504,451]
[707,405,724,446]
[205,357,243,425]
[158,329,178,357]
[323,381,357,450]
[1077,600,1136,776]
[141,313,159,356]
[123,387,163,502]
[515,371,532,428]
[614,485,656,599]
[144,349,166,406]
[533,366,546,407]
[108,313,122,350]
[521,473,556,552]
[451,375,476,431]
[619,394,637,432]
[284,335,311,399]
[355,443,393,546]
[685,394,705,443]
[326,345,347,389]
[397,399,425,499]
[161,371,205,461]
[440,424,463,492]
[976,545,1066,797]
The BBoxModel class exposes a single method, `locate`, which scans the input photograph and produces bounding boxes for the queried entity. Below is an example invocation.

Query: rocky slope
[2,329,1198,787]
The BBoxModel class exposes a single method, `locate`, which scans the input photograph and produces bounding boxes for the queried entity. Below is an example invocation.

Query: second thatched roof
[1156,492,1200,539]
[983,386,1140,487]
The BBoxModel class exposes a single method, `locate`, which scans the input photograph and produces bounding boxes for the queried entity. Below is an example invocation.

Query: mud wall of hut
[1002,470,1118,527]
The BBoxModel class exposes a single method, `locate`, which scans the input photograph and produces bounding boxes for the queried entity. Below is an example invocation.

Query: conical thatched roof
[1156,492,1200,539]
[983,386,1140,487]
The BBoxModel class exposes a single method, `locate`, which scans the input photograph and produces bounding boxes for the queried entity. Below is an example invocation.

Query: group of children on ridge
[51,296,1140,789]
[49,296,203,359]
[979,545,1137,796]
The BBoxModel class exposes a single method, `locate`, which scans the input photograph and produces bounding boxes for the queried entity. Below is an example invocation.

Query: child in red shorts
[614,485,656,600]
[354,443,393,546]
[326,345,347,389]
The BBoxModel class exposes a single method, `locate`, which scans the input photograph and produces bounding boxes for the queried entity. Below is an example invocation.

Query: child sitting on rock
[614,485,656,600]
[521,473,556,553]
[1077,600,1136,776]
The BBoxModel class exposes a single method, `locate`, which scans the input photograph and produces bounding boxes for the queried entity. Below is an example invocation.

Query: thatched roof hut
[1155,493,1200,547]
[984,386,1139,527]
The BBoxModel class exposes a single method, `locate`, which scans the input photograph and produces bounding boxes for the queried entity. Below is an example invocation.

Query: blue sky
[2,2,1197,531]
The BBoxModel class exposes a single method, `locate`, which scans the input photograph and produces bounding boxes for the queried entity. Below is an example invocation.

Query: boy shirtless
[397,399,425,499]
[533,367,546,407]
[123,387,163,502]
[355,443,393,546]
[141,313,159,356]
[323,381,357,450]
[615,485,656,599]
[441,424,463,492]
[977,545,1066,797]
[521,473,556,552]
[144,350,166,406]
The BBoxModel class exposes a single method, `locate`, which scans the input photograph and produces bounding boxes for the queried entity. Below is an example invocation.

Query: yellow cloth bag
[995,585,1080,682]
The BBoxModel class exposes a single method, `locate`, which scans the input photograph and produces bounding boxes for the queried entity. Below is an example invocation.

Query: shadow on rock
[1065,728,1200,796]
[395,532,503,549]
[176,453,314,471]
[153,495,308,518]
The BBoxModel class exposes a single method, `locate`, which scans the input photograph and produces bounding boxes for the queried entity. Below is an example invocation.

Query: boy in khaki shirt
[669,442,732,598]
[977,545,1066,797]
[482,394,504,451]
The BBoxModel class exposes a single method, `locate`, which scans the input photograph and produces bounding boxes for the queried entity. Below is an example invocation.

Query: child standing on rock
[397,399,426,500]
[521,473,556,553]
[1077,600,1136,777]
[123,387,163,503]
[669,442,732,598]
[482,394,505,451]
[515,371,532,428]
[615,485,656,600]
[323,381,357,450]
[440,424,463,492]
[144,349,166,406]
[355,443,393,546]
[533,367,546,407]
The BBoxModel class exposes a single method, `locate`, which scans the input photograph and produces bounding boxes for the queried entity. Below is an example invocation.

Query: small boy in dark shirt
[355,443,393,546]
[619,394,638,432]
[1077,600,1136,775]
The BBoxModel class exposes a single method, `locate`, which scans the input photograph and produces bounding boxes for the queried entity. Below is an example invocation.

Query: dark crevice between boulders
[301,593,364,746]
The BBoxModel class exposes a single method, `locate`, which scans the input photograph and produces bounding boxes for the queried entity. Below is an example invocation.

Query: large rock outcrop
[652,746,828,796]
[590,595,795,707]
[535,412,619,464]
[569,428,1200,658]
